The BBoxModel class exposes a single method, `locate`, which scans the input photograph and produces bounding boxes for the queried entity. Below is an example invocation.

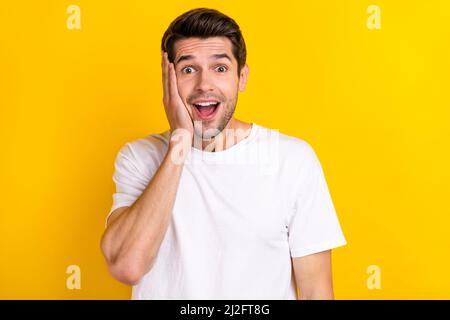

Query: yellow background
[1,0,449,299]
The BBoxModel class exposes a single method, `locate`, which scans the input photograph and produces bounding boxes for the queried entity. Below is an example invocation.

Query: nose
[194,70,214,92]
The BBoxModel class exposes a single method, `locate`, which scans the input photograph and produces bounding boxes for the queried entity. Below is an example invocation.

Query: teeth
[194,101,218,107]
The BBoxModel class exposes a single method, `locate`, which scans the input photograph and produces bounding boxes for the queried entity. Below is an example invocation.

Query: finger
[164,52,170,100]
[168,60,174,104]
[168,63,194,122]
[168,63,184,105]
[168,62,178,99]
[162,52,169,104]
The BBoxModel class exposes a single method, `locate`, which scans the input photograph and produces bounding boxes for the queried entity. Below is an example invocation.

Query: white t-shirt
[106,123,347,299]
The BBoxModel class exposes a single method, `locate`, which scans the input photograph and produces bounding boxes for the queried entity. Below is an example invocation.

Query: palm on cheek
[162,51,194,139]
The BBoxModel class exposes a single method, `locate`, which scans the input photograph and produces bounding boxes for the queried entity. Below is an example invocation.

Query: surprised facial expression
[173,36,248,139]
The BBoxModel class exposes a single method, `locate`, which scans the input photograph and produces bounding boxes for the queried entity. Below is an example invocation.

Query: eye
[215,65,228,73]
[181,66,196,74]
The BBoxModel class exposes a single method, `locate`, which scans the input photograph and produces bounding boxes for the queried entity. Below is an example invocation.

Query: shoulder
[255,124,319,166]
[114,130,170,175]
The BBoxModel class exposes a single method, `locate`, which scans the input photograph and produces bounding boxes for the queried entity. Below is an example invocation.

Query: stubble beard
[193,93,237,141]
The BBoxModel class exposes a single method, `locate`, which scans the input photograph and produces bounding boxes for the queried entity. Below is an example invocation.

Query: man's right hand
[161,51,194,146]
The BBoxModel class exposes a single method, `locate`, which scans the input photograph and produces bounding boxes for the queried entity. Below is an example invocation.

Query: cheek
[176,80,192,101]
[219,82,238,100]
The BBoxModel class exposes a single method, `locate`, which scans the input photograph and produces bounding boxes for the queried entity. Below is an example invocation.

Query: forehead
[173,37,234,62]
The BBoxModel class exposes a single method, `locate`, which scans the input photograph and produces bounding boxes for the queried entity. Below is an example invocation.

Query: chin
[192,126,218,140]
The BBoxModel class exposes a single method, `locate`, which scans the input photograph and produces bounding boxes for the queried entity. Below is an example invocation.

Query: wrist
[167,130,192,165]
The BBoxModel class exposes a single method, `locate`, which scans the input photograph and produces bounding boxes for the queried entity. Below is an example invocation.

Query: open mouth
[192,101,221,120]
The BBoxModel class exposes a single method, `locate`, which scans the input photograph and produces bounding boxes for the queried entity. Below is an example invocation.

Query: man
[100,8,347,300]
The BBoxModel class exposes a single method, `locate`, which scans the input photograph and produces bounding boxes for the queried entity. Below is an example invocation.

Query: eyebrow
[175,53,232,64]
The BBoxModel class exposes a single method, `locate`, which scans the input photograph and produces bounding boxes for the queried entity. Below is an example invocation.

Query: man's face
[173,36,248,139]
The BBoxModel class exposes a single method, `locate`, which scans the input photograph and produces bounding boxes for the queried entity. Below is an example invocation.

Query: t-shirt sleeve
[288,142,347,258]
[105,142,150,227]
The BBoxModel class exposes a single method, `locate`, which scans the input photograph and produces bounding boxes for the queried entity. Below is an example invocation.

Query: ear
[238,64,249,92]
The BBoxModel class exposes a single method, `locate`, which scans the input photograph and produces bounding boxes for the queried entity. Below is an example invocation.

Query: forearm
[298,285,334,300]
[293,251,334,300]
[101,139,187,284]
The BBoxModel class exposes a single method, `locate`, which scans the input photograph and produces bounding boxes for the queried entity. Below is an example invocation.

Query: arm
[100,140,187,285]
[292,250,334,300]
[100,51,194,286]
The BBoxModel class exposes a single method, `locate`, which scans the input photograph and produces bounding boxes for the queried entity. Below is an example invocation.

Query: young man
[100,8,347,300]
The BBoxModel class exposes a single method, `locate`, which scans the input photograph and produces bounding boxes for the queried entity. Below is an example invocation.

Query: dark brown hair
[161,8,247,75]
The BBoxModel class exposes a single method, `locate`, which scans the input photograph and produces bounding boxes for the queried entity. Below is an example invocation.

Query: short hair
[161,8,247,75]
